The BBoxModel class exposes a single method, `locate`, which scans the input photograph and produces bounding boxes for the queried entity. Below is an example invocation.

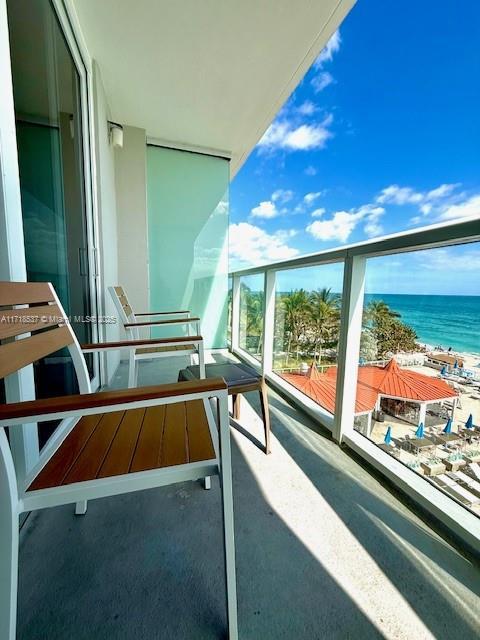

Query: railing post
[261,270,276,376]
[231,276,240,352]
[333,255,366,443]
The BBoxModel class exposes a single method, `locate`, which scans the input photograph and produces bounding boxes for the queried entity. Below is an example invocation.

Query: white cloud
[251,200,278,219]
[364,221,383,237]
[283,121,332,150]
[258,114,333,153]
[314,30,341,68]
[419,247,480,272]
[311,208,326,218]
[307,211,358,243]
[272,189,294,203]
[311,71,334,93]
[306,203,385,243]
[304,191,323,205]
[310,30,340,94]
[296,101,317,116]
[377,182,463,218]
[304,165,317,176]
[376,185,423,205]
[426,183,459,200]
[229,223,299,268]
[438,194,480,221]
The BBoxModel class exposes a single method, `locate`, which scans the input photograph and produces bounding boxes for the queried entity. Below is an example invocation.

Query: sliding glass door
[7,0,99,440]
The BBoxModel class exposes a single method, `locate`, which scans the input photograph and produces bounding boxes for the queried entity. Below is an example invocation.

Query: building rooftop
[282,359,458,417]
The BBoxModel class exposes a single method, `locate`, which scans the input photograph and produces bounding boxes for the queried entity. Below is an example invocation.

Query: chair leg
[203,476,211,490]
[75,500,88,515]
[218,393,238,640]
[232,394,241,420]
[259,380,271,454]
[128,354,138,389]
[0,506,18,640]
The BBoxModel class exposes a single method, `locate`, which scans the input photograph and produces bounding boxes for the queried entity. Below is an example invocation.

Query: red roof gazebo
[282,358,459,434]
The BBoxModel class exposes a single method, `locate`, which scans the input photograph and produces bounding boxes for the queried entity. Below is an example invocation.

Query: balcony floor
[18,354,480,639]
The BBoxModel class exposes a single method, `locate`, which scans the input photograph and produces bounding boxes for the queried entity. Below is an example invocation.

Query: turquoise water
[365,294,480,355]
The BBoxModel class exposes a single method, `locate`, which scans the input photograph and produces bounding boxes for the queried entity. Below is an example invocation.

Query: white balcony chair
[109,285,204,388]
[0,281,237,640]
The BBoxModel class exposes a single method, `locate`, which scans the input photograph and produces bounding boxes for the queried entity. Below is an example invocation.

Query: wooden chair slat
[0,326,74,380]
[98,408,146,478]
[186,400,216,462]
[0,281,55,306]
[0,304,63,340]
[29,400,214,484]
[29,414,102,490]
[63,411,124,484]
[162,402,188,467]
[130,405,166,472]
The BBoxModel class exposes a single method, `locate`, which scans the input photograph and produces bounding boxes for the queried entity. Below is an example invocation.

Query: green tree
[282,289,310,364]
[308,287,340,364]
[363,299,418,358]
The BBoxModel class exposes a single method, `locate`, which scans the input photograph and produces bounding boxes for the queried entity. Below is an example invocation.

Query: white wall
[115,126,149,313]
[92,61,120,382]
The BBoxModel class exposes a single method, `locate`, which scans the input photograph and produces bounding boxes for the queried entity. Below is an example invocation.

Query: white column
[333,255,366,443]
[451,397,457,424]
[366,412,373,438]
[231,276,240,352]
[261,270,276,376]
[418,402,427,426]
[0,0,39,485]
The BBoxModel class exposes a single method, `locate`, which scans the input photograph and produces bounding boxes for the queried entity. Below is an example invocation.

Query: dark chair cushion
[178,362,261,389]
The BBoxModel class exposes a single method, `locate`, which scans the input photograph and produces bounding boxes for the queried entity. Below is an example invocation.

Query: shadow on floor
[247,389,480,639]
[18,441,383,639]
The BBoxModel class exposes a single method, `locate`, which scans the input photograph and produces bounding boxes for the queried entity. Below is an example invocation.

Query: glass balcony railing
[229,218,480,546]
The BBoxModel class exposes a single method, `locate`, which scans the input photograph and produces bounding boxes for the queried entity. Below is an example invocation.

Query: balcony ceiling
[72,0,355,175]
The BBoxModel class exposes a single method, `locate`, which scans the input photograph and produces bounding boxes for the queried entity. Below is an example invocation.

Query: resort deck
[17,355,480,639]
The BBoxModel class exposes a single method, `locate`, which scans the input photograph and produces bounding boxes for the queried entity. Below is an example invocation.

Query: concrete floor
[18,354,480,639]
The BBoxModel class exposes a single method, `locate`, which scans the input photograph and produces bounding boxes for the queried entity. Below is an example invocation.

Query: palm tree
[282,289,310,364]
[365,300,401,326]
[308,287,340,364]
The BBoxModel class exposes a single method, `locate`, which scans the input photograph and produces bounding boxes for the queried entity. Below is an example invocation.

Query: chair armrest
[125,317,200,328]
[135,310,190,317]
[81,335,202,353]
[0,377,227,426]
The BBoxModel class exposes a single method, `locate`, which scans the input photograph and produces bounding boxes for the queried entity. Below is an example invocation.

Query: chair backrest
[109,286,141,339]
[0,281,91,393]
[110,286,135,324]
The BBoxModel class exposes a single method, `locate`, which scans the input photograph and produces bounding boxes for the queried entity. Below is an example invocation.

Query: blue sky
[229,0,480,294]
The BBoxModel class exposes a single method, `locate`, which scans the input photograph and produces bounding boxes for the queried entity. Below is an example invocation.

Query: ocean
[365,293,480,355]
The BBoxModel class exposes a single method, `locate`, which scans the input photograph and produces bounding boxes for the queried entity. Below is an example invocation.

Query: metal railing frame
[229,217,480,551]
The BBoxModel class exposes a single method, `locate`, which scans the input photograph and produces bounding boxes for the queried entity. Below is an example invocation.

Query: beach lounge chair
[434,475,479,507]
[448,471,480,499]
[109,286,204,387]
[469,462,480,481]
[0,281,238,640]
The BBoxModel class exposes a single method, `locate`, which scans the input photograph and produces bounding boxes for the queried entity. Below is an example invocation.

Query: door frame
[0,0,103,477]
[52,0,102,389]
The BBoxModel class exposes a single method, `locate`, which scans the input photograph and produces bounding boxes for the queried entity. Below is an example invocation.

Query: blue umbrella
[453,359,458,369]
[440,366,447,376]
[443,418,452,434]
[465,414,474,429]
[415,422,424,438]
[384,426,392,445]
